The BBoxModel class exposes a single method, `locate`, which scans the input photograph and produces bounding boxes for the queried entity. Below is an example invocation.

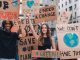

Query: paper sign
[34,6,57,24]
[56,23,80,59]
[0,0,20,20]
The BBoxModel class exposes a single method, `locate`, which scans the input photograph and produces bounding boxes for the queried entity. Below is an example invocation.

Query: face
[5,22,11,30]
[42,24,47,34]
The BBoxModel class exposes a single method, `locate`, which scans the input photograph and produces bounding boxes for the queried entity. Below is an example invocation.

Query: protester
[0,20,25,60]
[29,19,56,60]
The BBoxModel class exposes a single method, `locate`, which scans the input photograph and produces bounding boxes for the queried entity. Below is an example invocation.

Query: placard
[32,50,80,59]
[18,15,38,60]
[22,0,40,14]
[34,6,57,24]
[57,10,71,24]
[18,36,38,60]
[56,23,80,59]
[0,0,20,20]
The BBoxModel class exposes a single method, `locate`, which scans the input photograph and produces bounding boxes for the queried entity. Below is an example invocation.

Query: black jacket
[0,28,19,59]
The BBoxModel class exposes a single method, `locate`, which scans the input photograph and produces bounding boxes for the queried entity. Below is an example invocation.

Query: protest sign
[34,6,57,24]
[56,23,80,59]
[32,50,60,58]
[32,50,80,59]
[57,10,71,24]
[18,15,38,60]
[22,0,40,14]
[18,36,38,60]
[0,0,20,20]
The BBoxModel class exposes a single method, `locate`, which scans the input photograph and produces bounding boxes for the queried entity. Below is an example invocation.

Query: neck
[43,33,47,37]
[4,28,11,32]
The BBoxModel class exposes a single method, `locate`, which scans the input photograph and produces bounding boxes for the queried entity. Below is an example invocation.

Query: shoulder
[11,32,19,39]
[0,27,3,30]
[50,36,54,40]
[0,27,3,32]
[11,32,19,36]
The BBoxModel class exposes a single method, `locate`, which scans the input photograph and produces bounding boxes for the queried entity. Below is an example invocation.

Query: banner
[56,23,80,59]
[32,50,60,58]
[0,0,20,20]
[34,6,57,24]
[32,50,80,59]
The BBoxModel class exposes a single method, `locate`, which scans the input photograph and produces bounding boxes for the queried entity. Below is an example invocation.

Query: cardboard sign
[18,16,38,60]
[0,0,20,20]
[22,0,40,14]
[56,23,80,59]
[18,37,38,60]
[32,50,80,59]
[32,50,60,58]
[34,6,57,24]
[57,11,71,24]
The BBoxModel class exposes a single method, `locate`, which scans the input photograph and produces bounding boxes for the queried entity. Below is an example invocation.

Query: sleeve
[0,27,3,33]
[13,32,20,40]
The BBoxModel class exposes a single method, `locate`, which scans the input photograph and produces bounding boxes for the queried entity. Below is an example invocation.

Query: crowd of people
[0,20,77,60]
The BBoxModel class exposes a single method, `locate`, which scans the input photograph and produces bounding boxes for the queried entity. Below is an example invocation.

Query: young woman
[29,19,56,60]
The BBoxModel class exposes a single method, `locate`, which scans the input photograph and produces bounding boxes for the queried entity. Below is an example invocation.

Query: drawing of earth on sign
[26,0,34,8]
[63,33,79,48]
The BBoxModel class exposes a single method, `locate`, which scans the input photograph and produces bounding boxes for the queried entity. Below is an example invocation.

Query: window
[59,12,60,15]
[75,0,78,2]
[74,4,76,9]
[59,6,60,9]
[70,14,72,20]
[66,8,67,11]
[69,6,72,11]
[62,4,63,7]
[65,1,67,5]
[75,12,76,18]
[69,0,71,3]
[52,0,54,1]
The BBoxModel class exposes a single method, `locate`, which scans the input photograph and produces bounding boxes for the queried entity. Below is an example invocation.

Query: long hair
[38,24,51,46]
[2,20,13,29]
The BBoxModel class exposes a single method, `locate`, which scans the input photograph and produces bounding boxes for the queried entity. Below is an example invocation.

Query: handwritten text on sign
[22,0,40,14]
[32,50,80,59]
[56,23,80,32]
[56,23,80,59]
[34,6,57,23]
[0,0,19,20]
[18,16,38,60]
[18,37,38,60]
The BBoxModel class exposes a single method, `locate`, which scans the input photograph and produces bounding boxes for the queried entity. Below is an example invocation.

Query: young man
[0,20,24,60]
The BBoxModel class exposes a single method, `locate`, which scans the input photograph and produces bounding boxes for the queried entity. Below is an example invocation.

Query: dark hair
[38,23,51,45]
[2,20,13,29]
[40,23,50,37]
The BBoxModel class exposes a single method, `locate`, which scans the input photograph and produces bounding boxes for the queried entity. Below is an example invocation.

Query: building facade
[58,0,80,23]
